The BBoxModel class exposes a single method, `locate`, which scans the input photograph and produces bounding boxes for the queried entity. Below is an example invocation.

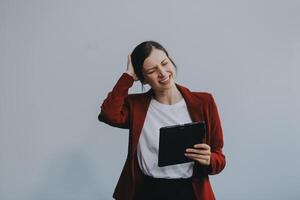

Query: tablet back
[158,121,206,167]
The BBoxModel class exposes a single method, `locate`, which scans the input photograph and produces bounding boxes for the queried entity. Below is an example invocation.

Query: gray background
[1,0,300,199]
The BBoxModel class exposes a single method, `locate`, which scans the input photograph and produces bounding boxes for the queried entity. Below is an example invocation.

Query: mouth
[159,75,171,84]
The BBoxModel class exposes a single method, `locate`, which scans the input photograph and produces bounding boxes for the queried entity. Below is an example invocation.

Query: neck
[153,85,183,105]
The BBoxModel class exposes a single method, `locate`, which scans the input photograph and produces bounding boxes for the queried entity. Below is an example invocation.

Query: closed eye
[147,70,155,74]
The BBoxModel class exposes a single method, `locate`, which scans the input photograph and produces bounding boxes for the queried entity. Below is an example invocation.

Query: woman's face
[142,48,176,92]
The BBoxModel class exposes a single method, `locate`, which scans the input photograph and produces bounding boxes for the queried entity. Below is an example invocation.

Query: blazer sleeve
[207,94,226,175]
[98,73,134,129]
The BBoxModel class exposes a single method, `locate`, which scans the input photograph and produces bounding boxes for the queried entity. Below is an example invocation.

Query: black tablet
[158,121,206,167]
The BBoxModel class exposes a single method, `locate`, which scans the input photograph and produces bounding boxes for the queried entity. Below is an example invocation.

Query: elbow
[97,112,128,129]
[98,112,108,123]
[98,113,103,122]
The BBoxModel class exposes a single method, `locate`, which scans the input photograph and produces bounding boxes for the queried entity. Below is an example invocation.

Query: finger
[185,153,209,160]
[196,159,210,166]
[193,143,209,149]
[194,143,210,150]
[127,57,130,68]
[186,148,211,155]
[185,154,210,165]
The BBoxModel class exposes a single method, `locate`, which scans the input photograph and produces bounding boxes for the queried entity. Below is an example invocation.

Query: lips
[159,75,171,84]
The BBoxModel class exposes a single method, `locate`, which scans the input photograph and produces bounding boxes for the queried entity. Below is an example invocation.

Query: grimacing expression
[142,48,176,92]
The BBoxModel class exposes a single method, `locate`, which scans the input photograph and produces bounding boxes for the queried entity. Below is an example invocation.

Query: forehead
[143,49,167,70]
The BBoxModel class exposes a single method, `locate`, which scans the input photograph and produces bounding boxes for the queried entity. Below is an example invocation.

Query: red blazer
[98,73,226,200]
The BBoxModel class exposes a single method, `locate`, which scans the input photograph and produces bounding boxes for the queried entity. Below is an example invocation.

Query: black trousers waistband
[142,173,193,184]
[134,173,196,200]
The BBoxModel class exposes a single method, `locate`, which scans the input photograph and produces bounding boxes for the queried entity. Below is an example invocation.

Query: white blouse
[137,98,194,178]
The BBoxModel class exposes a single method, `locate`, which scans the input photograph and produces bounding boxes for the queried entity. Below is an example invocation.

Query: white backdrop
[1,0,300,199]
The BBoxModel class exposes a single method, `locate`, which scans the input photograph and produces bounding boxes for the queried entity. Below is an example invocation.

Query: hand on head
[125,54,139,81]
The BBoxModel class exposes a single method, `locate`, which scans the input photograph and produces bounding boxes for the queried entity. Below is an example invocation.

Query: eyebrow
[146,58,168,71]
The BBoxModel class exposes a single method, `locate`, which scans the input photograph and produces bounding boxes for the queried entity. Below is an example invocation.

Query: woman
[98,41,226,200]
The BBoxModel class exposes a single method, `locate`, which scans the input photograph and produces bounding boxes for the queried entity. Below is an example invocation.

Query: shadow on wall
[30,148,107,200]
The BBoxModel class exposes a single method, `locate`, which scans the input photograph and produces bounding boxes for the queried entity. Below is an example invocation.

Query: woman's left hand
[185,144,211,166]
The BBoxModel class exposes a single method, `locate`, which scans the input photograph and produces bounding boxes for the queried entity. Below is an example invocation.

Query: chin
[158,81,176,91]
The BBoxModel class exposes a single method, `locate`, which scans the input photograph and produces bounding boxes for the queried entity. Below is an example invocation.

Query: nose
[158,66,167,77]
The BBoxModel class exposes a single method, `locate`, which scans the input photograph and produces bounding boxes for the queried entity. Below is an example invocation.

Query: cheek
[167,64,175,72]
[144,75,157,84]
[150,75,159,82]
[168,66,176,76]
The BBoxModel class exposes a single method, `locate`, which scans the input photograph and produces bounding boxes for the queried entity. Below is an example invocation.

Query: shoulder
[126,92,146,99]
[125,91,151,103]
[177,84,215,104]
[191,90,213,99]
[190,91,215,108]
[192,91,214,102]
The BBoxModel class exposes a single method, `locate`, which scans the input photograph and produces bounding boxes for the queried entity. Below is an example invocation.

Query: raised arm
[98,55,138,129]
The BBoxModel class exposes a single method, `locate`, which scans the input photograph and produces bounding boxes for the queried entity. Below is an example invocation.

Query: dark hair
[131,41,177,84]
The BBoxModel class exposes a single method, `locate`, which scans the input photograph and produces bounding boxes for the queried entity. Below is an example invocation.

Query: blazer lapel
[131,90,153,155]
[176,84,203,122]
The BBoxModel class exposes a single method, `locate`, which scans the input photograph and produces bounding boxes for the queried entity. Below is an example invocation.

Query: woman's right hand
[125,54,139,81]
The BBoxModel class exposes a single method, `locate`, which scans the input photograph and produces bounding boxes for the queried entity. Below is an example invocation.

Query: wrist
[125,71,134,77]
[125,71,138,81]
